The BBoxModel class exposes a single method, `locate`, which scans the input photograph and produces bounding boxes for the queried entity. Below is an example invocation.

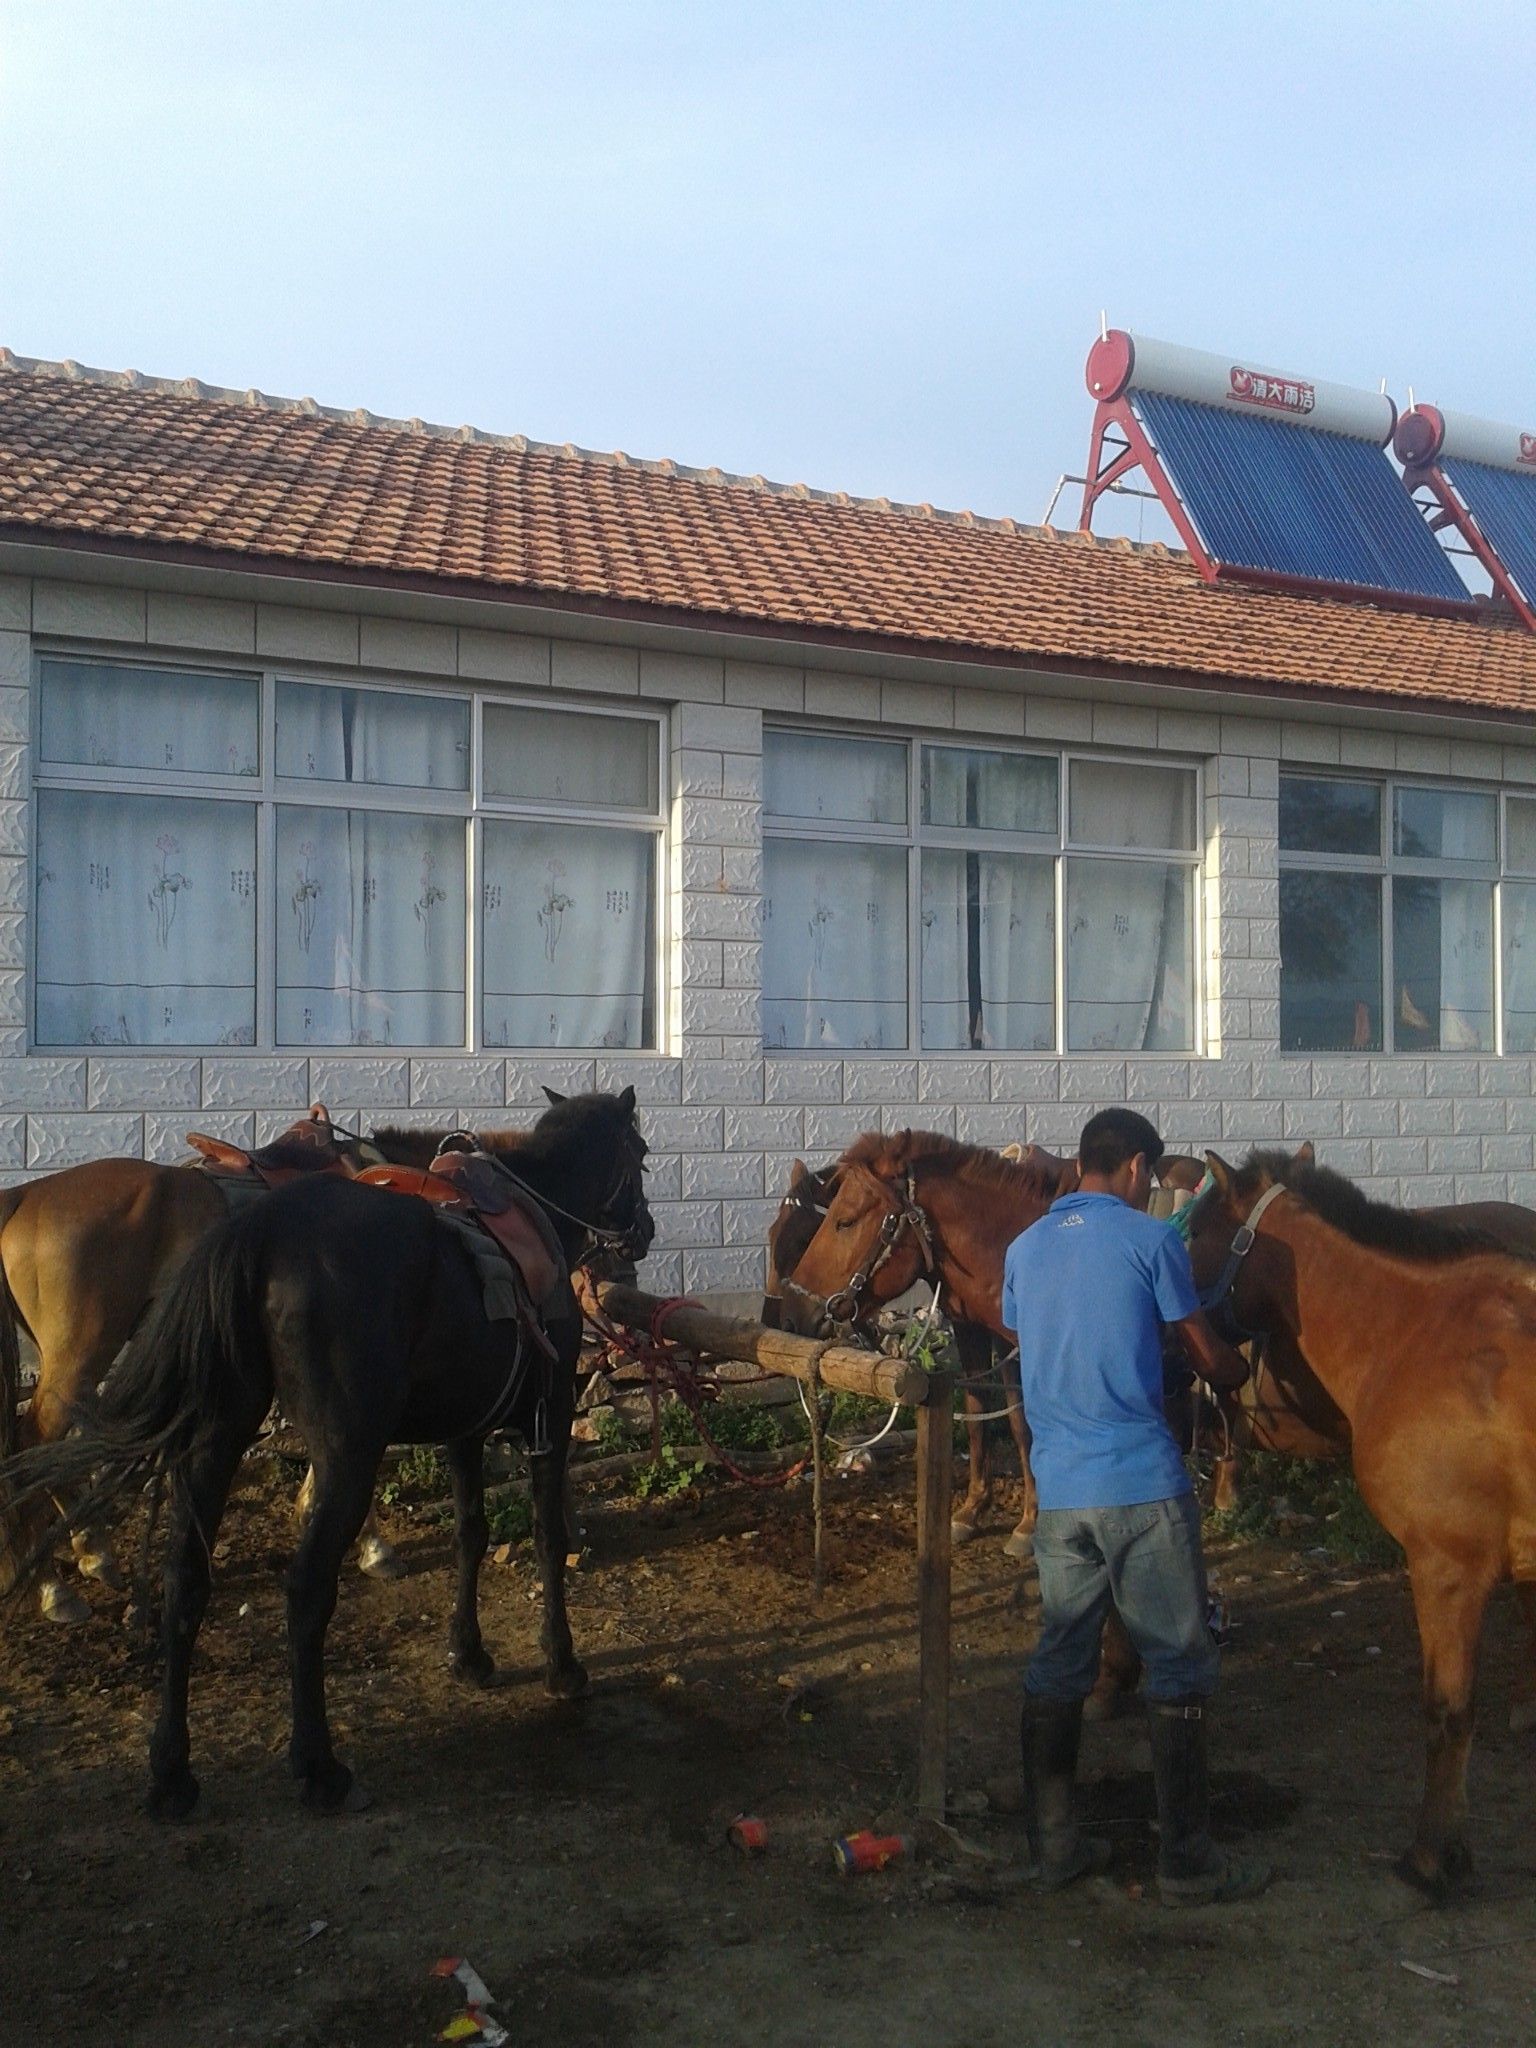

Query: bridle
[1194,1178,1288,1344]
[442,1127,653,1261]
[813,1167,938,1328]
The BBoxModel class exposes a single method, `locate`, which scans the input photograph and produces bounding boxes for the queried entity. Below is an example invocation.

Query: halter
[820,1167,938,1327]
[1197,1179,1289,1344]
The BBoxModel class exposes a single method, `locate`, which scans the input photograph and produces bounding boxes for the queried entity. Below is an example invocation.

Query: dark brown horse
[0,1090,653,1819]
[1184,1146,1536,1897]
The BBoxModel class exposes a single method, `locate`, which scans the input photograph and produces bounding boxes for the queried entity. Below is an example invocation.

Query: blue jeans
[1024,1493,1219,1704]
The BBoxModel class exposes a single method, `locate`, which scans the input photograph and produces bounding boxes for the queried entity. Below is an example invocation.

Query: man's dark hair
[1078,1107,1164,1178]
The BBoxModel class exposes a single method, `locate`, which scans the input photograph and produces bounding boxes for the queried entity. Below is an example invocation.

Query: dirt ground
[4,1452,1536,2048]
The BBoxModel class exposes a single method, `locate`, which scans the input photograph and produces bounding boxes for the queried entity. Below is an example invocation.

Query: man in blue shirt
[1002,1107,1270,1906]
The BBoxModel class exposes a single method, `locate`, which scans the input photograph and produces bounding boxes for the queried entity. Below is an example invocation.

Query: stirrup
[528,1396,553,1458]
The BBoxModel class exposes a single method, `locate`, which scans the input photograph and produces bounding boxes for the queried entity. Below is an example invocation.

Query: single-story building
[1,347,1534,1298]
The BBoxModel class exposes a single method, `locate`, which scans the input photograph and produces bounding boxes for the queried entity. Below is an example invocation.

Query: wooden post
[915,1371,952,1829]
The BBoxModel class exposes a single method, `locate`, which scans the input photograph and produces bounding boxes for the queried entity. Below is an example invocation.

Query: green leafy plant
[1208,1451,1402,1568]
[487,1490,534,1546]
[378,1443,450,1508]
[632,1445,703,1500]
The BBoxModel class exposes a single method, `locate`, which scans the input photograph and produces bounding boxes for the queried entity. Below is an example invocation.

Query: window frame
[1278,767,1507,1056]
[30,647,670,1056]
[761,722,1204,1056]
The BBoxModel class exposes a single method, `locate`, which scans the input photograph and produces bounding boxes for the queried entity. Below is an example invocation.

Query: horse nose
[779,1286,830,1337]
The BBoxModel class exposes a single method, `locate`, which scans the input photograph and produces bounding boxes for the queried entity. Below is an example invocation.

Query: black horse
[2,1087,652,1819]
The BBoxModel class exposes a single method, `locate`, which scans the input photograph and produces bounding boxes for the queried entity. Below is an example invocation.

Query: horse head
[778,1132,937,1336]
[1181,1143,1312,1336]
[762,1158,841,1326]
[522,1085,656,1266]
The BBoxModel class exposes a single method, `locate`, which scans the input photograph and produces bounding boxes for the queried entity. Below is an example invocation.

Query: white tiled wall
[4,570,1534,1295]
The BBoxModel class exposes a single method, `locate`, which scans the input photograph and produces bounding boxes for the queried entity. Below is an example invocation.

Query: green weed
[632,1445,704,1501]
[1208,1451,1402,1569]
[378,1443,450,1507]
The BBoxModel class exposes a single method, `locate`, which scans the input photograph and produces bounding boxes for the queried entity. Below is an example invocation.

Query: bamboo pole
[593,1282,930,1407]
[915,1377,954,1828]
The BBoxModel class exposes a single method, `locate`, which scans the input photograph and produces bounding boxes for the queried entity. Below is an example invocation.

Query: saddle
[355,1149,567,1327]
[186,1104,362,1188]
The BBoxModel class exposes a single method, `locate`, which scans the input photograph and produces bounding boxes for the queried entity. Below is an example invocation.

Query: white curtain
[276,682,469,792]
[764,733,907,826]
[923,747,1057,833]
[920,850,1055,1050]
[1066,857,1192,1051]
[482,819,654,1048]
[40,658,259,778]
[36,789,257,1045]
[276,806,466,1046]
[1504,882,1536,1054]
[1071,758,1195,850]
[1434,797,1494,1052]
[483,704,656,811]
[762,838,907,1049]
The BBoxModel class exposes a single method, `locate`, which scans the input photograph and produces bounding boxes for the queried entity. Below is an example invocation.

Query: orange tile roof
[3,350,1536,719]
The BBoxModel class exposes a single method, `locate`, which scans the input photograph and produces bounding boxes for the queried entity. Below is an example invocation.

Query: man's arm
[1170,1310,1251,1391]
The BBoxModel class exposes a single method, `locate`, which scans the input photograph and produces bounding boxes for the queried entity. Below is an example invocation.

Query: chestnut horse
[0,1117,535,1622]
[765,1148,1078,1553]
[1184,1146,1536,1897]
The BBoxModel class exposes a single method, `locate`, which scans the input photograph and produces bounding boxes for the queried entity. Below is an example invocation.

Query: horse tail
[0,1207,274,1595]
[0,1188,29,1588]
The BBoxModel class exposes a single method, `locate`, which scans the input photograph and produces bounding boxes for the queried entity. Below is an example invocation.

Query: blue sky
[2,1,1530,528]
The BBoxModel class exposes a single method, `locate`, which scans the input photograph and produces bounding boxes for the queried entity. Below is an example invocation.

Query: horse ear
[788,1158,811,1191]
[1205,1151,1238,1202]
[1292,1140,1316,1169]
[617,1084,637,1114]
[542,1087,567,1106]
[999,1141,1024,1163]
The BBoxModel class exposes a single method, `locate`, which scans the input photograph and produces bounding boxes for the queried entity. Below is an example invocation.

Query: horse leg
[146,1427,247,1820]
[1085,1609,1144,1721]
[1510,1582,1536,1735]
[950,1324,994,1545]
[1000,1346,1039,1562]
[1398,1556,1491,1897]
[286,1457,378,1813]
[530,1444,587,1699]
[296,1464,404,1581]
[444,1436,494,1686]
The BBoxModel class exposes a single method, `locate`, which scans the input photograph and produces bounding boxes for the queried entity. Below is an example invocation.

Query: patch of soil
[4,1459,1536,2047]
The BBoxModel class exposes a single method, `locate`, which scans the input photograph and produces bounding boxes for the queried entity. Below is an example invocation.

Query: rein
[1197,1179,1288,1337]
[444,1133,646,1254]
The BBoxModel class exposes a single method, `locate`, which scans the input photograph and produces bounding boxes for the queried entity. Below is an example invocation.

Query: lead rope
[808,1349,826,1598]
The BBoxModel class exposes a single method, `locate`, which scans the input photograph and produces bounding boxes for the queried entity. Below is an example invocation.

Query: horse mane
[1241,1149,1533,1266]
[372,1124,532,1169]
[838,1128,1070,1203]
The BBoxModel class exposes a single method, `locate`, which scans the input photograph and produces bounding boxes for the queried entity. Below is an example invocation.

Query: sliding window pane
[762,839,907,1049]
[1069,760,1196,852]
[1393,876,1493,1053]
[921,747,1057,836]
[483,704,657,811]
[1504,883,1536,1053]
[276,807,465,1046]
[1279,775,1380,856]
[276,683,469,791]
[1508,797,1536,876]
[35,789,257,1046]
[481,820,655,1049]
[1393,787,1496,868]
[920,850,1054,1050]
[1065,858,1194,1052]
[40,659,258,778]
[1279,869,1382,1051]
[764,732,907,827]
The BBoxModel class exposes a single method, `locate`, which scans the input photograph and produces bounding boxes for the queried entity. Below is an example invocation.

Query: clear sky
[1,1,1530,531]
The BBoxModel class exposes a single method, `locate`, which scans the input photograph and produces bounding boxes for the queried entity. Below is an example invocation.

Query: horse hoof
[1003,1525,1036,1562]
[1393,1849,1455,1902]
[357,1539,408,1581]
[146,1771,201,1822]
[301,1766,369,1815]
[450,1646,497,1688]
[951,1514,984,1547]
[74,1548,127,1591]
[546,1660,590,1701]
[40,1581,91,1627]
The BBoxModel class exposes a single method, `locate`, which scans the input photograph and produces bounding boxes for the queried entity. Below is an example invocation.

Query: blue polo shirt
[1001,1192,1199,1511]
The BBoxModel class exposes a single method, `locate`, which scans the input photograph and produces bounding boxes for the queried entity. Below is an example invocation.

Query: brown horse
[1184,1146,1536,1897]
[766,1149,1065,1550]
[0,1117,527,1622]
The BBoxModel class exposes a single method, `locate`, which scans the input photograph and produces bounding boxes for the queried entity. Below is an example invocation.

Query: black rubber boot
[1148,1698,1272,1906]
[1021,1694,1112,1891]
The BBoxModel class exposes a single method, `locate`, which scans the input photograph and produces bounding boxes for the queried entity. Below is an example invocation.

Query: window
[1279,773,1500,1053]
[761,730,1199,1053]
[33,658,663,1051]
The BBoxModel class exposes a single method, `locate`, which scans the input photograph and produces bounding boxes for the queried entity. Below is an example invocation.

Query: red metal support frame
[1400,462,1536,632]
[1077,395,1221,583]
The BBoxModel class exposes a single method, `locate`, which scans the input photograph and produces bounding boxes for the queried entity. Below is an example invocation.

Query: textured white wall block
[682,1059,764,1106]
[650,1200,723,1248]
[681,939,724,987]
[0,1114,25,1167]
[1454,1173,1510,1203]
[1280,723,1341,764]
[674,749,723,796]
[0,915,23,969]
[721,753,762,801]
[256,605,360,665]
[202,1056,310,1108]
[146,592,256,654]
[595,1057,684,1104]
[1288,1098,1341,1137]
[1453,1096,1505,1135]
[884,1102,955,1137]
[1310,1058,1370,1099]
[842,1059,918,1104]
[919,1059,990,1103]
[1480,1058,1532,1097]
[1337,727,1395,770]
[954,1103,1030,1148]
[804,671,880,722]
[1127,1061,1192,1101]
[503,1058,597,1104]
[0,634,28,692]
[675,703,762,753]
[1427,1135,1482,1174]
[0,748,26,803]
[1450,739,1502,781]
[640,650,724,703]
[882,679,954,729]
[683,1247,767,1294]
[1059,1060,1127,1102]
[954,688,1026,737]
[1024,696,1092,742]
[145,1109,254,1162]
[1220,1099,1285,1141]
[359,617,457,675]
[989,1062,1060,1102]
[1424,1059,1480,1099]
[90,1056,201,1109]
[720,848,763,893]
[410,1059,507,1107]
[721,1197,782,1245]
[681,987,760,1037]
[1215,756,1249,797]
[458,629,552,686]
[804,1105,875,1151]
[1247,1061,1311,1100]
[683,1151,765,1198]
[0,1058,87,1109]
[765,1059,843,1104]
[681,892,761,941]
[643,1107,724,1152]
[1482,1133,1533,1172]
[29,1112,142,1166]
[0,808,27,860]
[1400,1098,1454,1136]
[679,797,760,848]
[643,1154,683,1202]
[725,1106,805,1151]
[1221,717,1281,758]
[308,1057,409,1108]
[1156,709,1221,753]
[0,578,28,632]
[724,661,804,712]
[1367,1060,1424,1099]
[722,941,761,988]
[1093,702,1158,749]
[551,641,639,695]
[33,581,146,642]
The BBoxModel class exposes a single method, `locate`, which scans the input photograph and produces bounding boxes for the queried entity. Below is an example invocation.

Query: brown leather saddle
[355,1150,566,1316]
[186,1104,362,1188]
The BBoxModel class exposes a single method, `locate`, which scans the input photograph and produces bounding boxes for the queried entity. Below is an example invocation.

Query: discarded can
[727,1814,769,1854]
[832,1829,913,1876]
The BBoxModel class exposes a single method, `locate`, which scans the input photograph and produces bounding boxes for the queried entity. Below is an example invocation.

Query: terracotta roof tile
[2,350,1535,718]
